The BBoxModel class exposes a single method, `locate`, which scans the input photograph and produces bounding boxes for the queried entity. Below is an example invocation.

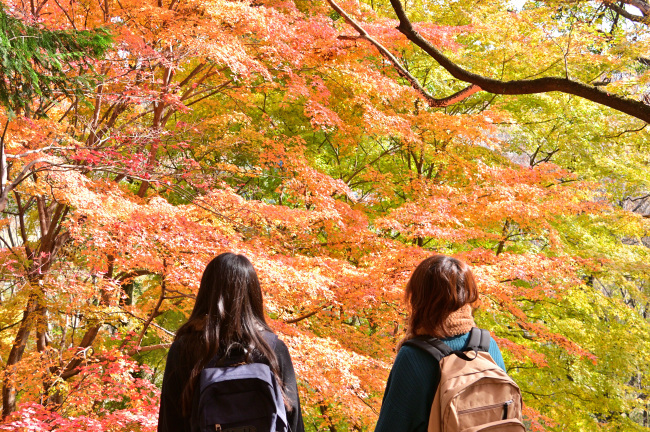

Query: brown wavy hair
[404,254,479,338]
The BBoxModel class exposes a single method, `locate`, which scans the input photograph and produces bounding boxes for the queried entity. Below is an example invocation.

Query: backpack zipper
[457,399,514,417]
[503,400,513,419]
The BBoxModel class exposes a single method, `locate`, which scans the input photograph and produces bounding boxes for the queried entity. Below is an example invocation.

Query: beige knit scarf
[442,304,476,337]
[406,303,476,341]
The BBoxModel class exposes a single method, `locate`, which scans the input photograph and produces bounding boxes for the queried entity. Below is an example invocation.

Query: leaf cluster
[0,4,112,116]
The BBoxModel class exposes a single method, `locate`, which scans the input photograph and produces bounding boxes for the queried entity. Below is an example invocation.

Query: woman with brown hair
[374,254,507,432]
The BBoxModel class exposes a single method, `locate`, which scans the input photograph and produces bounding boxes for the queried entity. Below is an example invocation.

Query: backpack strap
[465,327,491,353]
[404,329,492,362]
[403,336,453,362]
[479,328,491,352]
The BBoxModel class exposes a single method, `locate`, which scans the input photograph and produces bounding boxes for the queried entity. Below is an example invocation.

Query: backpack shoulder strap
[403,336,453,362]
[465,327,491,353]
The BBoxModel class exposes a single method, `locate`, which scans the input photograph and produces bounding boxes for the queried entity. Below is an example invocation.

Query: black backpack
[192,333,288,432]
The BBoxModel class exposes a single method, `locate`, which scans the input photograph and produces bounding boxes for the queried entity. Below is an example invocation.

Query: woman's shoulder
[261,330,290,357]
[168,332,199,354]
[167,338,183,358]
[261,329,279,344]
[395,343,440,368]
[390,343,441,385]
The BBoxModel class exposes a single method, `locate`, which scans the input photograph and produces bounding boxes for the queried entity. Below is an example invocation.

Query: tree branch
[388,0,650,123]
[326,0,481,107]
[126,343,171,356]
[0,121,8,199]
[603,1,649,23]
[285,303,329,324]
[0,158,51,213]
[135,263,167,349]
[607,0,650,16]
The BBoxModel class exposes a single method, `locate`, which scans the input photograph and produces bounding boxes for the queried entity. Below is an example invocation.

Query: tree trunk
[2,294,38,418]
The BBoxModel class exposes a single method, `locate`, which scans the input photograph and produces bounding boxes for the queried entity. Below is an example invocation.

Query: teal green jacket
[374,331,507,432]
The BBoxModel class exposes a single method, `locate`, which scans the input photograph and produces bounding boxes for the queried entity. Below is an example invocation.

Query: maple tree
[0,0,649,431]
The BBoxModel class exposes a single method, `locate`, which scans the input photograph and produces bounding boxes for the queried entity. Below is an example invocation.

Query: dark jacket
[374,331,507,432]
[158,331,305,432]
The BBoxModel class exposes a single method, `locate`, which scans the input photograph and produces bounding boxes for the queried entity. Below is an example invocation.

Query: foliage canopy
[0,0,648,430]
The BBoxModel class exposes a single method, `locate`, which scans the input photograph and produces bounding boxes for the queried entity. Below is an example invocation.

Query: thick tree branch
[603,1,649,23]
[610,0,650,16]
[2,293,38,418]
[285,303,329,324]
[326,0,480,107]
[389,0,650,123]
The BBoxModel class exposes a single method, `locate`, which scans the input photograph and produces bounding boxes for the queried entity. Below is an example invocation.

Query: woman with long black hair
[158,252,305,432]
[374,254,508,432]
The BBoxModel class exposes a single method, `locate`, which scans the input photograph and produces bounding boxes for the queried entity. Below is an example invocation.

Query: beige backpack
[403,328,525,432]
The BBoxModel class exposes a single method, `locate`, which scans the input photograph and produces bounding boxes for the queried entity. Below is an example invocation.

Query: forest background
[0,0,649,430]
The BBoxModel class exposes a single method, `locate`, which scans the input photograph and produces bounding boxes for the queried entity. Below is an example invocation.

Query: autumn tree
[0,0,648,431]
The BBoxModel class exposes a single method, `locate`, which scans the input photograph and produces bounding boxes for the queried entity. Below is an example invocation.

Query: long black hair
[175,252,280,415]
